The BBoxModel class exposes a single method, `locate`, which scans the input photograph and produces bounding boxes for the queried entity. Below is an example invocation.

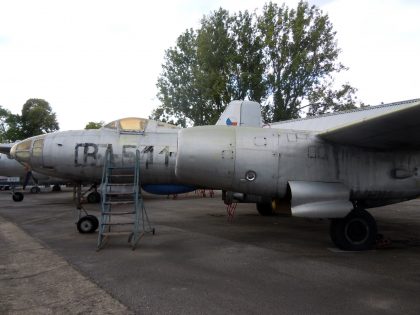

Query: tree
[231,10,266,103]
[85,121,105,129]
[258,1,351,122]
[152,28,201,127]
[0,106,11,143]
[153,8,267,126]
[306,83,364,116]
[4,99,59,142]
[153,1,360,126]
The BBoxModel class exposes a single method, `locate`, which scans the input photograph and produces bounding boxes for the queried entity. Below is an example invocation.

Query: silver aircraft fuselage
[176,126,420,209]
[9,118,186,192]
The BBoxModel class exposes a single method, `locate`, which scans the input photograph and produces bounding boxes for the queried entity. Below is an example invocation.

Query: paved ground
[1,188,420,314]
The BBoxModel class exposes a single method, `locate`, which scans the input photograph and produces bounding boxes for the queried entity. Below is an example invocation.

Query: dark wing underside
[318,101,420,150]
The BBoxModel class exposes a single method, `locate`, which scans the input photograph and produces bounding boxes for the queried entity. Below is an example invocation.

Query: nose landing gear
[74,183,100,234]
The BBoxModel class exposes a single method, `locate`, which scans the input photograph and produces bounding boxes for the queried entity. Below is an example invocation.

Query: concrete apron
[0,215,132,315]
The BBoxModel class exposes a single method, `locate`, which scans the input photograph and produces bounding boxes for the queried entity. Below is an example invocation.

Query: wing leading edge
[318,99,420,150]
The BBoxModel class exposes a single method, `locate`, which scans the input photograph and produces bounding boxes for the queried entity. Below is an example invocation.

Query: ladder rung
[105,192,134,195]
[104,201,135,205]
[101,222,133,226]
[110,174,134,177]
[98,148,153,250]
[101,231,133,236]
[102,211,135,215]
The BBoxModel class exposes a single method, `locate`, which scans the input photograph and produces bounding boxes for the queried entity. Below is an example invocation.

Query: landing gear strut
[74,183,99,234]
[330,209,377,251]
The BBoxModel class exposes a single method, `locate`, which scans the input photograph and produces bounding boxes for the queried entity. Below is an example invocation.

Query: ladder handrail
[97,147,154,250]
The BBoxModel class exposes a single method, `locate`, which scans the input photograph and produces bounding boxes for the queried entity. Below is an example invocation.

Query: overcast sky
[0,0,419,130]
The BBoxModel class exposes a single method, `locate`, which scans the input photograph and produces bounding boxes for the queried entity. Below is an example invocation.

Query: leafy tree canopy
[85,121,105,129]
[1,99,59,142]
[0,106,11,143]
[152,1,362,126]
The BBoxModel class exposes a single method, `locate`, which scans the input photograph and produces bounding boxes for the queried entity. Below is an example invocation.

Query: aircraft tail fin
[216,100,262,127]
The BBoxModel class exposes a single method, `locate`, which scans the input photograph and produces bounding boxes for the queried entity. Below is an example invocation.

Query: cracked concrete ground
[2,189,420,314]
[0,216,131,315]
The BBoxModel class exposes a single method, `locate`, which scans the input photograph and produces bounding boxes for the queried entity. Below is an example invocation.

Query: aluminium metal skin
[6,99,420,250]
[175,98,420,251]
[0,152,65,190]
[8,117,193,194]
[5,117,196,233]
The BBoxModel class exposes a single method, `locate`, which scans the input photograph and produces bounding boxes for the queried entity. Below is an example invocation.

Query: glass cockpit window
[16,139,32,151]
[32,139,44,157]
[103,121,118,130]
[119,118,147,132]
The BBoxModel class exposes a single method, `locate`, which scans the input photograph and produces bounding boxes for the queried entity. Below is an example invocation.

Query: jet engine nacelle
[176,126,282,197]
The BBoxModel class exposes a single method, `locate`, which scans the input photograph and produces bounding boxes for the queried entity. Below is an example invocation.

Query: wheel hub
[345,218,369,245]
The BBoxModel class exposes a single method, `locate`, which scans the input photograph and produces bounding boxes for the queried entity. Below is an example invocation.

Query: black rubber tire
[77,216,97,234]
[12,192,24,202]
[330,209,377,251]
[86,215,99,232]
[30,186,41,194]
[256,202,275,216]
[52,185,61,192]
[87,192,101,203]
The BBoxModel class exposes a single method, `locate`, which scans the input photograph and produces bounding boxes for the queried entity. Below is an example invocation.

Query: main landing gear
[52,184,61,192]
[74,184,100,234]
[329,209,377,251]
[256,202,275,216]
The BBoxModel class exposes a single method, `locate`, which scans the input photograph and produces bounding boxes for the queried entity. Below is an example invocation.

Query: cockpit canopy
[102,117,178,133]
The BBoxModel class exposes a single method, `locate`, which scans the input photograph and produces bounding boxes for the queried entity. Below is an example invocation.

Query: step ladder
[97,147,154,250]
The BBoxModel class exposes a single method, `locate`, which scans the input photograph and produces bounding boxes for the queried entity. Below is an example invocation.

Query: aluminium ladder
[97,147,154,250]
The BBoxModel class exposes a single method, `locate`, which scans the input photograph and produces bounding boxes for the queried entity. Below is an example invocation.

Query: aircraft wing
[0,143,13,155]
[318,99,420,150]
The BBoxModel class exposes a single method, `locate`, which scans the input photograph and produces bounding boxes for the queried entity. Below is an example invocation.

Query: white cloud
[0,0,419,130]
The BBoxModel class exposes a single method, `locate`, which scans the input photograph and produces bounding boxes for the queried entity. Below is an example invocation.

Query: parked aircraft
[0,101,260,232]
[7,99,419,251]
[0,152,65,200]
[175,98,420,250]
[2,117,194,232]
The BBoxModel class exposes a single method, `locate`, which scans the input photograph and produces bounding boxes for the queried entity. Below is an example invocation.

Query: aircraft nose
[9,138,32,162]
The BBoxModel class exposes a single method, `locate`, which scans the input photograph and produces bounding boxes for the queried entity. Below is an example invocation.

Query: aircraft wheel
[256,202,274,216]
[330,209,377,251]
[77,215,97,234]
[12,192,24,202]
[87,215,99,231]
[87,192,101,203]
[52,185,61,192]
[30,186,41,194]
